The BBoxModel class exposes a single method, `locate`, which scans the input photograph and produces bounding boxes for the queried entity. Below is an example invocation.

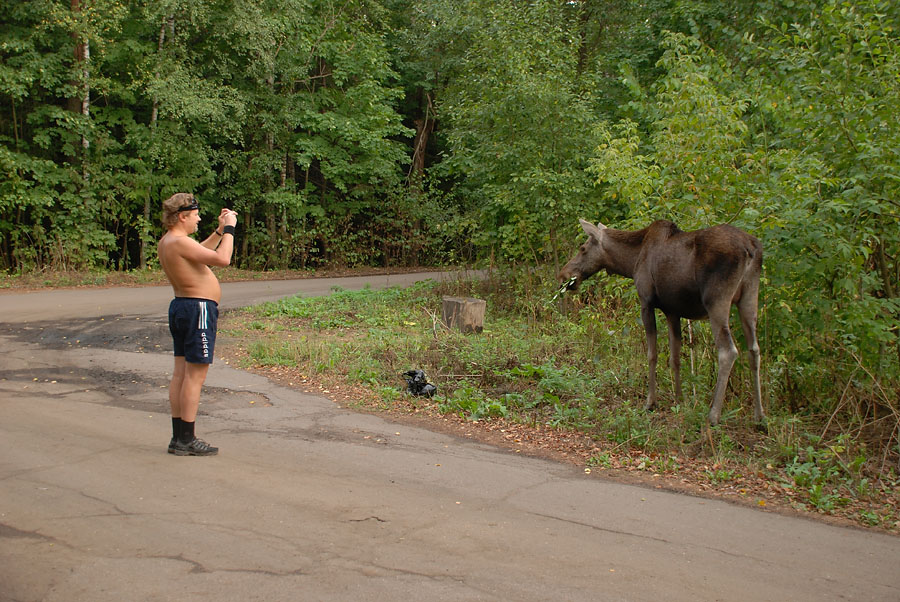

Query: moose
[558,218,765,427]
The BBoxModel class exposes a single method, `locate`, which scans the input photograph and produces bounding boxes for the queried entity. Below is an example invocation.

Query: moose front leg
[708,310,738,426]
[665,314,683,403]
[641,305,659,412]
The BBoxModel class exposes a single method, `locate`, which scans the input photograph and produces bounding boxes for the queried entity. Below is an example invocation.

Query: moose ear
[579,218,606,240]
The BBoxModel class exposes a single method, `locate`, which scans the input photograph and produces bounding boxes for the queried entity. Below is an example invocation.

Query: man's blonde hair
[161,193,196,229]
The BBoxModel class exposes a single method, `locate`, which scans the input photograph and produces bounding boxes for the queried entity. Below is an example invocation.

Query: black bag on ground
[403,369,436,398]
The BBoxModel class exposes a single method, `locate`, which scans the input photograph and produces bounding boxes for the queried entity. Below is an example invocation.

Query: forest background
[2,0,899,510]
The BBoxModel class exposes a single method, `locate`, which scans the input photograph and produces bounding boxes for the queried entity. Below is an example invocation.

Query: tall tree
[210,0,411,269]
[438,0,604,264]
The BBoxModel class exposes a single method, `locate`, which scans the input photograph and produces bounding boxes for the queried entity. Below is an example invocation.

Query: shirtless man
[158,193,238,456]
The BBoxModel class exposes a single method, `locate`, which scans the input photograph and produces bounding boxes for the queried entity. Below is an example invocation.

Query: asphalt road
[2,273,899,602]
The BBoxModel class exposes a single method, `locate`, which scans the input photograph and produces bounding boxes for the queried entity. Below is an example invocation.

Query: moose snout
[557,268,580,290]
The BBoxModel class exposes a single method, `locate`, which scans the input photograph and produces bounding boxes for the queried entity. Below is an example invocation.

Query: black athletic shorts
[168,297,218,364]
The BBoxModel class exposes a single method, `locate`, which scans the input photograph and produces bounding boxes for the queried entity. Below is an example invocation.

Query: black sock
[172,417,184,440]
[180,420,196,444]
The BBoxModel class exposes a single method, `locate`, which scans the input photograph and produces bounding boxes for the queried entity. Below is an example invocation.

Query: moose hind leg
[738,300,766,425]
[708,310,738,426]
[666,314,683,403]
[641,305,659,412]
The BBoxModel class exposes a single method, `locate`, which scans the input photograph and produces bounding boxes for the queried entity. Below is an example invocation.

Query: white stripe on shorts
[198,301,208,330]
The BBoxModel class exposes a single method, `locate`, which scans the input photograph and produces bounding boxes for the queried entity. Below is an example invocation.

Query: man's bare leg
[179,361,209,422]
[169,358,217,455]
[169,357,187,417]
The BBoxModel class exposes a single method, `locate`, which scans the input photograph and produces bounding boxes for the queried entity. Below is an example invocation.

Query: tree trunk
[442,297,486,334]
[874,239,900,366]
[67,2,82,116]
[141,18,170,270]
[241,211,251,267]
[409,91,434,194]
[265,209,277,269]
[277,152,290,268]
[80,39,89,154]
[70,0,90,180]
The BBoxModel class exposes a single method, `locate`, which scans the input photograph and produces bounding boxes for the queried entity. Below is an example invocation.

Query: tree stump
[441,296,486,334]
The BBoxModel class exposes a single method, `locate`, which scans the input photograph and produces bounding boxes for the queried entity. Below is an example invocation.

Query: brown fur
[559,219,765,426]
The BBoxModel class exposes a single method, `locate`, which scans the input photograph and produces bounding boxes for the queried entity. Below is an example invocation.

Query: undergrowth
[225,266,900,530]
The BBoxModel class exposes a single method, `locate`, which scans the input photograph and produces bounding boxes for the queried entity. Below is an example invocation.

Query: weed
[705,468,736,484]
[706,428,738,465]
[311,314,356,329]
[547,403,582,428]
[857,510,881,527]
[248,339,299,366]
[438,384,508,420]
[760,414,804,464]
[783,434,869,512]
[623,454,677,472]
[601,401,654,447]
[347,355,383,386]
[587,453,612,468]
[378,386,403,408]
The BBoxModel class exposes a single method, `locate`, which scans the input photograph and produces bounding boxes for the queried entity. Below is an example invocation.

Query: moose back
[558,219,765,426]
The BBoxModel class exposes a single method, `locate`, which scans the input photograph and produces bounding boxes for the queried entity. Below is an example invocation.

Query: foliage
[0,0,448,272]
[585,7,899,457]
[437,0,604,264]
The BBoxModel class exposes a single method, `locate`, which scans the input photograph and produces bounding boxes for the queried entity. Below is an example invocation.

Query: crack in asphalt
[149,553,315,578]
[527,509,786,569]
[528,510,674,545]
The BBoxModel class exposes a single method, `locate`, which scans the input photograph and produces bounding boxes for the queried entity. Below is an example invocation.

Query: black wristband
[215,229,223,236]
[223,225,236,236]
